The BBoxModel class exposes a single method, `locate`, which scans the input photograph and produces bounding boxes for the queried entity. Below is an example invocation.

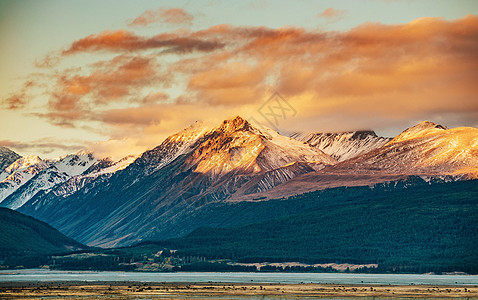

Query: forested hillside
[0,208,85,254]
[155,179,478,273]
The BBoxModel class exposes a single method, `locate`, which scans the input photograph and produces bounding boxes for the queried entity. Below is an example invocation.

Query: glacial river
[1,269,477,286]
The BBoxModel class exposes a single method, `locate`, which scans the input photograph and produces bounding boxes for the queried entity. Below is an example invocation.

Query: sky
[1,0,477,160]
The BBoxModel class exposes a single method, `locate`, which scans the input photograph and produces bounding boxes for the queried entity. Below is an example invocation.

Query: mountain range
[1,116,477,248]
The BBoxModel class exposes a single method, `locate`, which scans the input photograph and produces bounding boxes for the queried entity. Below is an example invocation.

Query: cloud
[60,55,164,103]
[63,30,224,55]
[87,103,246,160]
[34,52,61,69]
[0,138,86,156]
[318,7,347,19]
[187,62,270,105]
[129,8,194,26]
[2,81,34,110]
[11,14,478,159]
[135,92,170,105]
[37,54,171,127]
[3,93,27,110]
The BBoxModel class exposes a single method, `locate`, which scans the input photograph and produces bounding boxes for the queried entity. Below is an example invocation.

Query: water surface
[1,269,477,286]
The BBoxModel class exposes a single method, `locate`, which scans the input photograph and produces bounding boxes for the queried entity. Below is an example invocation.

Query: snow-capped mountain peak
[0,155,50,204]
[0,146,21,172]
[217,116,252,133]
[291,130,391,162]
[138,120,212,175]
[53,151,97,177]
[187,116,336,176]
[83,155,139,176]
[387,121,448,145]
[4,155,45,175]
[15,118,478,248]
[329,122,478,176]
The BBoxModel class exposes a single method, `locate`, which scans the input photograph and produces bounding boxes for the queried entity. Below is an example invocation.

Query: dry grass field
[1,282,477,299]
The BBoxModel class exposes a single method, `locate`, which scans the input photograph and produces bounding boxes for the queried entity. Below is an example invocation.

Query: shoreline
[1,282,477,299]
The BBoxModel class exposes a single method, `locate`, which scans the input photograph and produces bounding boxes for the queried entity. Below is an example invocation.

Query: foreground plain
[1,282,478,299]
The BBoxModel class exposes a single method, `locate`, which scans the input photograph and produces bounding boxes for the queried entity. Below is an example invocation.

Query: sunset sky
[1,0,477,159]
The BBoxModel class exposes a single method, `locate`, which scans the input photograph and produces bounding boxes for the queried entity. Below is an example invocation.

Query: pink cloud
[129,8,194,26]
[318,7,347,19]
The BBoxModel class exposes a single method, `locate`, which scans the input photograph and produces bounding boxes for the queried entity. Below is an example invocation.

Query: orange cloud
[129,8,194,26]
[2,81,34,110]
[37,55,171,127]
[136,92,169,105]
[3,94,27,110]
[188,62,270,105]
[63,30,224,55]
[318,7,346,19]
[18,14,478,150]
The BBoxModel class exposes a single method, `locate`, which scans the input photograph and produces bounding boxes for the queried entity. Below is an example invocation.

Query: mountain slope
[291,131,390,161]
[20,117,336,247]
[0,151,137,210]
[18,118,478,248]
[0,152,97,209]
[158,179,478,273]
[0,207,85,255]
[0,156,49,203]
[239,121,478,200]
[0,146,21,172]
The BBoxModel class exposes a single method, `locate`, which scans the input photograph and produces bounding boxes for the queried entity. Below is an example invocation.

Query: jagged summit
[139,116,335,177]
[0,147,21,172]
[186,116,335,175]
[4,155,44,174]
[218,116,251,133]
[291,130,390,162]
[351,130,379,139]
[0,148,138,210]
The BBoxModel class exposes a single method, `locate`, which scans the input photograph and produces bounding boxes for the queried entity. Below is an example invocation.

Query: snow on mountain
[0,150,139,210]
[0,152,97,209]
[82,155,139,176]
[0,146,21,173]
[330,121,478,175]
[187,117,336,176]
[53,151,98,177]
[388,121,447,144]
[236,121,478,201]
[0,167,71,210]
[0,155,46,181]
[236,161,325,195]
[27,155,139,206]
[290,130,390,162]
[0,156,50,203]
[138,120,212,176]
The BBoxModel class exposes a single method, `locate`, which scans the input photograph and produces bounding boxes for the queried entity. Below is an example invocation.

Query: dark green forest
[152,179,478,274]
[0,207,86,268]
